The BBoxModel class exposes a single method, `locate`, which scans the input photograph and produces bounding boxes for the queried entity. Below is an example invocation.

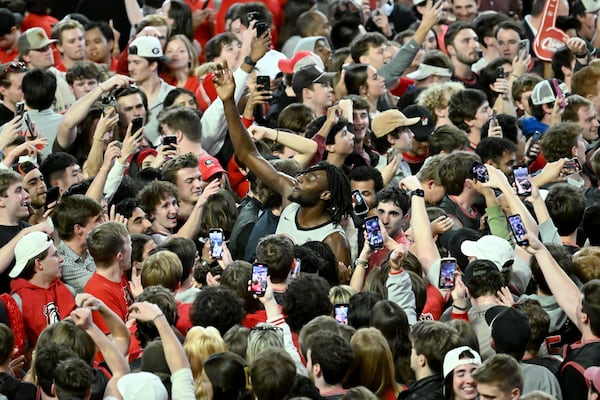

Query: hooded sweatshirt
[11,278,76,347]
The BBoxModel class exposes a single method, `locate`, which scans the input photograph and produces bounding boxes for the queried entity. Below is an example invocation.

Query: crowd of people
[0,0,598,399]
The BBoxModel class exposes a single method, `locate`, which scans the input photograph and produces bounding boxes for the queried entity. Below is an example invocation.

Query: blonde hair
[140,250,183,291]
[416,81,464,124]
[166,34,198,73]
[329,285,357,306]
[184,326,227,398]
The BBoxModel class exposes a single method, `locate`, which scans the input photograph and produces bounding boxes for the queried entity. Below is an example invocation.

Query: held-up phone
[24,114,35,138]
[508,214,529,246]
[352,189,369,216]
[290,258,301,280]
[518,39,530,56]
[251,263,268,296]
[247,11,260,22]
[256,75,270,92]
[551,78,567,108]
[512,165,532,196]
[131,116,144,133]
[163,135,177,149]
[209,228,224,259]
[256,22,269,37]
[364,215,384,250]
[438,257,457,290]
[15,101,24,117]
[562,157,583,176]
[386,148,394,164]
[45,186,60,209]
[334,303,349,325]
[470,162,489,183]
[496,66,505,79]
[489,109,498,128]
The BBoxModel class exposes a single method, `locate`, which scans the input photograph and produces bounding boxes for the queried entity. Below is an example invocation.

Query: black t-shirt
[0,221,30,294]
[0,103,14,127]
[0,372,36,400]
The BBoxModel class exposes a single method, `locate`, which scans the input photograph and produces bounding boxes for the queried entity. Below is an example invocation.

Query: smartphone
[256,75,270,92]
[512,165,532,196]
[131,116,144,133]
[251,263,268,296]
[256,22,269,37]
[489,109,498,128]
[364,215,384,250]
[518,39,530,56]
[247,11,260,22]
[508,214,529,246]
[15,101,24,117]
[496,66,505,79]
[470,161,489,183]
[438,257,457,290]
[24,114,35,138]
[45,186,60,208]
[290,258,301,280]
[551,78,566,108]
[163,135,177,149]
[352,189,369,216]
[209,228,224,259]
[334,303,349,325]
[561,157,583,176]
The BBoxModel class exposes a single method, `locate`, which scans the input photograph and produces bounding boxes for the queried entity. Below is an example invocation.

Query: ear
[571,146,577,158]
[482,36,495,48]
[359,84,368,96]
[446,43,456,57]
[313,362,322,378]
[74,223,84,237]
[426,179,436,190]
[542,103,553,115]
[320,190,332,201]
[511,388,520,400]
[358,55,369,64]
[490,336,496,350]
[22,53,31,65]
[302,87,312,100]
[464,118,475,128]
[418,353,427,368]
[325,143,336,153]
[514,100,525,111]
[150,60,159,72]
[176,130,184,143]
[561,65,571,77]
[434,106,446,119]
[386,135,395,145]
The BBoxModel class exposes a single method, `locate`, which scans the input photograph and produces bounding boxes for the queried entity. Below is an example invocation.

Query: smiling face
[22,168,47,208]
[151,195,179,233]
[365,65,386,98]
[85,27,112,64]
[1,180,30,221]
[452,364,479,400]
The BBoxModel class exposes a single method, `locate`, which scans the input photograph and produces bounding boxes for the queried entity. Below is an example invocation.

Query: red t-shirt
[0,47,18,64]
[84,273,134,334]
[20,13,58,37]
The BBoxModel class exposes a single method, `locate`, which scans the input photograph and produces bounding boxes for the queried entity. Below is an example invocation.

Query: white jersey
[275,202,346,244]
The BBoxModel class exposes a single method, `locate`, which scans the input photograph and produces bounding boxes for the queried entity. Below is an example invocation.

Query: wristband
[355,259,368,269]
[153,313,164,321]
[410,189,425,198]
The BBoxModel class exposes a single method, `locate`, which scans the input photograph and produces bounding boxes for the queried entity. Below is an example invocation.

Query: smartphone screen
[561,157,582,176]
[256,75,270,92]
[163,135,177,149]
[251,263,268,296]
[352,190,369,216]
[209,228,224,259]
[45,186,60,208]
[290,258,301,280]
[365,216,384,250]
[15,101,24,117]
[513,166,532,196]
[131,116,144,133]
[256,22,269,37]
[508,214,529,246]
[334,304,349,325]
[438,258,457,290]
[470,162,489,183]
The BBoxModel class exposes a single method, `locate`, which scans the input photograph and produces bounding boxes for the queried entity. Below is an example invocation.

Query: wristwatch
[410,189,425,198]
[243,56,256,67]
[355,259,368,269]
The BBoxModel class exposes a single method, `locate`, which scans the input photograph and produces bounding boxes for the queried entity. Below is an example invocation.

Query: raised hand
[213,62,236,101]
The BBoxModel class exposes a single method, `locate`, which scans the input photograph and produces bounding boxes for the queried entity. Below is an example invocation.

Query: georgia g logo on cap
[152,48,160,55]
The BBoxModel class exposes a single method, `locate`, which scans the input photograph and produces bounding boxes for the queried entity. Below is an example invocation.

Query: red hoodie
[10,278,76,347]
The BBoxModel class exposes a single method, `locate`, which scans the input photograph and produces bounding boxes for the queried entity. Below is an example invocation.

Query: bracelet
[452,304,468,311]
[355,259,368,269]
[153,313,164,321]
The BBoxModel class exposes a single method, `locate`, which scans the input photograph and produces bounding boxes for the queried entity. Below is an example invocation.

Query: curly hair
[191,287,244,336]
[283,274,333,332]
[416,81,465,125]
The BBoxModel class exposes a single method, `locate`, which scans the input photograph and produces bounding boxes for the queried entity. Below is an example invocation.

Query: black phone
[131,116,144,133]
[209,228,224,259]
[518,39,530,55]
[438,257,457,290]
[256,75,270,92]
[24,114,35,138]
[562,157,582,176]
[334,303,349,325]
[470,162,489,183]
[256,22,269,37]
[251,263,268,296]
[496,66,505,79]
[352,189,369,216]
[508,214,529,246]
[512,165,532,196]
[290,258,301,280]
[247,11,260,22]
[45,186,60,208]
[163,135,177,149]
[365,215,384,250]
[15,101,24,117]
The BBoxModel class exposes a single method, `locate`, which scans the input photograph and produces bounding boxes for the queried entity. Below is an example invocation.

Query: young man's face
[55,164,84,194]
[494,151,517,176]
[213,40,242,69]
[391,128,415,152]
[288,168,328,207]
[353,108,370,141]
[117,93,147,129]
[22,168,47,208]
[453,0,478,22]
[152,195,179,232]
[119,234,132,270]
[468,101,492,131]
[126,207,153,235]
[516,90,533,116]
[0,71,25,107]
[176,167,202,204]
[578,105,600,141]
[79,214,104,241]
[70,78,99,99]
[127,55,156,84]
[449,29,480,66]
[328,126,355,157]
[496,28,520,60]
[39,244,64,282]
[58,28,86,62]
[0,28,17,51]
[23,45,54,69]
[361,44,387,69]
[377,200,404,238]
[1,181,30,220]
[476,382,517,400]
[306,82,333,110]
[85,27,112,64]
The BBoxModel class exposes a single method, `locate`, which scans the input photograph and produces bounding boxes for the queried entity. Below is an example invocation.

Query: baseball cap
[128,36,170,62]
[460,235,514,271]
[406,63,453,81]
[371,109,420,138]
[292,64,336,93]
[585,366,600,391]
[278,51,324,74]
[573,0,600,14]
[485,306,531,351]
[117,372,168,400]
[199,154,226,182]
[402,105,435,142]
[443,346,482,378]
[18,28,57,54]
[462,259,500,285]
[0,8,16,36]
[10,231,53,278]
[530,79,570,105]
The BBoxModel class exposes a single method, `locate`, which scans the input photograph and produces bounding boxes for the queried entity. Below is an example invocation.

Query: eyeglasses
[0,62,27,79]
[30,45,51,53]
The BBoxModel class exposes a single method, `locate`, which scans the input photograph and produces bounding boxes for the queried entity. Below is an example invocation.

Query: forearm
[98,304,131,355]
[104,161,126,203]
[486,204,511,241]
[272,129,318,156]
[124,0,144,26]
[85,167,110,203]
[154,316,190,372]
[57,87,104,148]
[84,139,105,178]
[175,202,204,240]
[84,324,130,377]
[379,39,419,87]
[411,193,440,271]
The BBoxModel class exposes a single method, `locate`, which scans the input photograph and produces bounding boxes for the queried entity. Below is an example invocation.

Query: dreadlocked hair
[323,162,352,224]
